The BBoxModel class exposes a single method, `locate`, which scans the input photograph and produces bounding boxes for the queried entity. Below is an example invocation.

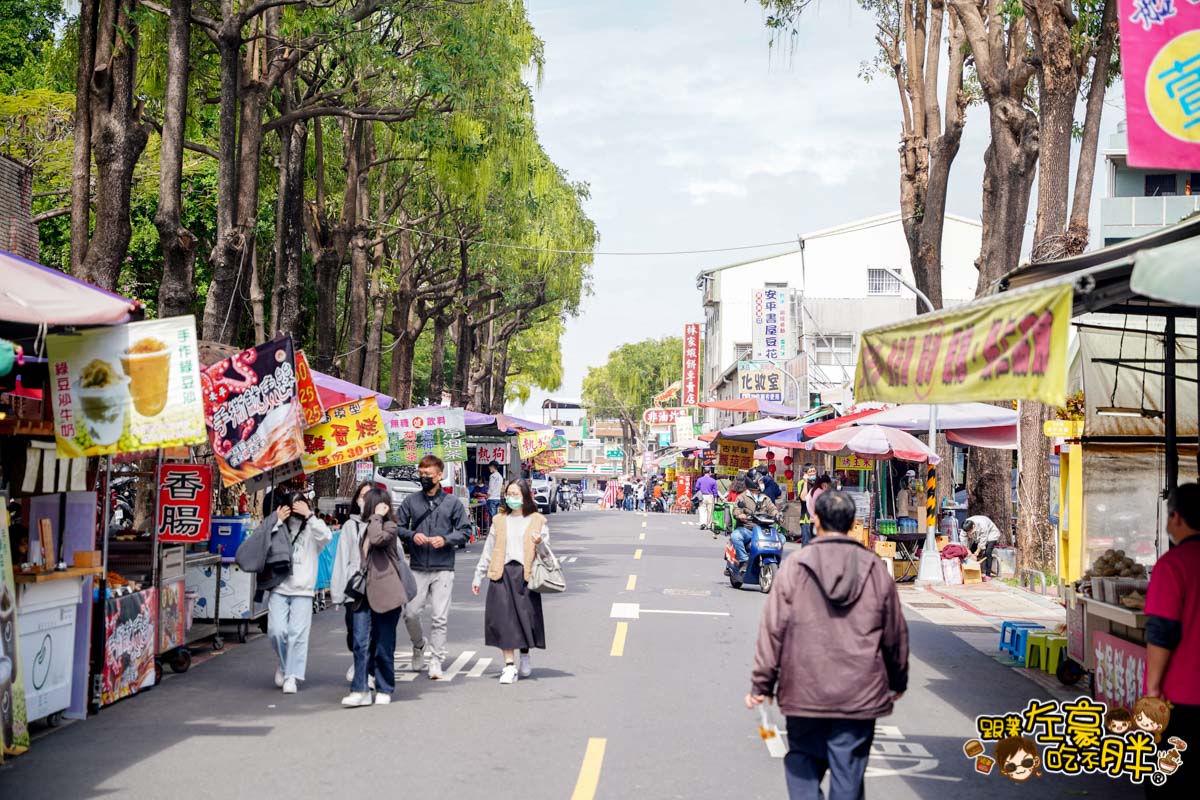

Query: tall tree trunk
[70,0,98,276]
[271,114,306,340]
[968,446,1012,544]
[248,246,266,343]
[362,281,387,393]
[429,315,449,401]
[155,0,197,319]
[76,0,150,291]
[1066,0,1117,250]
[451,240,472,406]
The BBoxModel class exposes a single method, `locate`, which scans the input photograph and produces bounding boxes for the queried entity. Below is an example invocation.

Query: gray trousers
[404,569,454,662]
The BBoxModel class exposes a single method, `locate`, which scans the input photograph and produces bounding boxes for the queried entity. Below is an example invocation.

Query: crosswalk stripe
[441,650,474,681]
[467,657,492,678]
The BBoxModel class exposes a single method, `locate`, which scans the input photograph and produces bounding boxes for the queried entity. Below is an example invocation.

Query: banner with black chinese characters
[854,283,1072,407]
[378,408,467,466]
[101,587,157,708]
[46,316,206,458]
[716,439,753,476]
[156,464,213,543]
[965,695,1187,788]
[202,337,306,487]
[302,397,387,474]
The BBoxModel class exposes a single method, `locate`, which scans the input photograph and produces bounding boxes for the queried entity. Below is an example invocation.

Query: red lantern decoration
[766,451,776,461]
[767,463,777,474]
[783,455,794,466]
[784,469,794,480]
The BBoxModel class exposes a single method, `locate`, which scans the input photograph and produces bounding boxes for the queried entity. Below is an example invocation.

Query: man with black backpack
[397,454,473,680]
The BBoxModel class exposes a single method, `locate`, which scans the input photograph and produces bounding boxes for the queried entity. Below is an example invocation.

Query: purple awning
[407,404,495,427]
[311,369,396,410]
[494,413,553,433]
[1,249,137,325]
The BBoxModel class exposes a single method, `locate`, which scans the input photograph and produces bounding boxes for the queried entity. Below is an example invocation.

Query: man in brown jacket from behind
[746,490,909,800]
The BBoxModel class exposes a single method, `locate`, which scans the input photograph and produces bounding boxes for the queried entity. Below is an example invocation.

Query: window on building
[867,268,902,295]
[1189,174,1200,196]
[734,342,752,362]
[812,335,855,366]
[1145,174,1177,196]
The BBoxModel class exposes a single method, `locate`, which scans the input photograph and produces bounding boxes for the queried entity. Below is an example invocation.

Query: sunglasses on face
[1002,758,1036,772]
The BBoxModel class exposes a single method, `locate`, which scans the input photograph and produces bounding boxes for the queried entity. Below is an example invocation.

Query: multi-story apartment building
[1100,120,1200,245]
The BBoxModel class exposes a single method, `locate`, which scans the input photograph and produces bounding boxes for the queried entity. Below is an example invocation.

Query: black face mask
[419,476,437,492]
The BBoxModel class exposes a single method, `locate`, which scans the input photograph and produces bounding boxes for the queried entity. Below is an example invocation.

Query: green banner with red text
[854,283,1072,408]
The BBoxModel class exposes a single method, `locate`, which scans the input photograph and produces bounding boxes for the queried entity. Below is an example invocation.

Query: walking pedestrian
[798,465,817,545]
[747,490,909,800]
[471,479,549,684]
[331,481,375,686]
[397,455,473,679]
[1145,483,1200,799]
[343,488,413,707]
[805,475,831,526]
[963,515,1002,578]
[695,468,719,529]
[486,461,504,522]
[264,492,333,694]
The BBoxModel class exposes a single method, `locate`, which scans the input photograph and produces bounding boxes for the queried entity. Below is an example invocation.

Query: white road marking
[467,657,492,678]
[642,521,647,528]
[440,650,474,681]
[565,556,578,563]
[640,609,730,617]
[610,602,640,619]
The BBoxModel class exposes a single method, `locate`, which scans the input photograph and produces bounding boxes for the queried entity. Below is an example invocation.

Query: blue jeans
[784,716,875,800]
[486,499,500,520]
[268,592,314,681]
[348,604,373,692]
[800,522,815,546]
[732,527,753,563]
[369,606,402,695]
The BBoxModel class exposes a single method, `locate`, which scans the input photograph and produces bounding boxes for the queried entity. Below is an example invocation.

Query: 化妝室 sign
[303,397,387,473]
[203,337,306,487]
[517,429,555,460]
[854,283,1072,407]
[377,408,466,466]
[156,464,213,543]
[46,316,206,458]
[1119,2,1200,170]
[737,360,785,402]
[716,439,753,476]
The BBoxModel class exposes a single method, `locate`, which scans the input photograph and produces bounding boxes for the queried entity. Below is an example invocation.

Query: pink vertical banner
[1119,0,1200,169]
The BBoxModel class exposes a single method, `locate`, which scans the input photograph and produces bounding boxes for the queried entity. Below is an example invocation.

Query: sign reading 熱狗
[1119,0,1200,170]
[156,464,213,543]
[854,283,1072,407]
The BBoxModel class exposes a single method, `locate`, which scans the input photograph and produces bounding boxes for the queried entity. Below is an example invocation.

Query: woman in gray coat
[342,488,410,707]
[332,481,375,685]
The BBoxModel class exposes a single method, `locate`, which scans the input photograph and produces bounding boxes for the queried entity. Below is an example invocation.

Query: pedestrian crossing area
[392,650,494,681]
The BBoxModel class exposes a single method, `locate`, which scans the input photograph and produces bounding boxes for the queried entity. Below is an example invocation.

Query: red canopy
[801,408,884,439]
[697,397,797,416]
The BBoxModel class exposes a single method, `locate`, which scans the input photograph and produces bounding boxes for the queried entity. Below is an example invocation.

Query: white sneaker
[282,677,298,694]
[368,676,375,690]
[345,664,355,683]
[274,667,285,688]
[428,660,443,680]
[410,643,425,672]
[518,653,532,678]
[374,693,392,705]
[341,691,372,707]
[499,664,518,684]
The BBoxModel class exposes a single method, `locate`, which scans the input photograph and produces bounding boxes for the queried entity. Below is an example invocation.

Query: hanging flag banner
[1119,1,1200,170]
[682,323,702,406]
[533,449,567,470]
[377,407,467,466]
[517,429,555,459]
[854,283,1073,407]
[293,351,325,427]
[302,397,387,474]
[203,337,306,487]
[715,438,753,476]
[46,316,206,458]
[156,464,214,543]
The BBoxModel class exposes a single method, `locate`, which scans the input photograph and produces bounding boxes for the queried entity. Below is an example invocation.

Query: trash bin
[16,578,80,723]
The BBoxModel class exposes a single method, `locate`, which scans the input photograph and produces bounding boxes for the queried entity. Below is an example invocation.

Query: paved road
[1,509,1129,798]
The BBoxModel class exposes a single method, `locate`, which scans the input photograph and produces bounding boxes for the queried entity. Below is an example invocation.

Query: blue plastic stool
[1011,625,1046,665]
[999,621,1045,656]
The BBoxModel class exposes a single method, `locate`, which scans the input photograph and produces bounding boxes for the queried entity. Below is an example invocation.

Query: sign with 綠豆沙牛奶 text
[854,283,1072,407]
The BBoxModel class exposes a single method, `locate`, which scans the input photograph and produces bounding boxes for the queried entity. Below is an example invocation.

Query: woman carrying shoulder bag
[472,480,548,685]
[332,481,375,686]
[343,488,412,707]
[267,493,332,695]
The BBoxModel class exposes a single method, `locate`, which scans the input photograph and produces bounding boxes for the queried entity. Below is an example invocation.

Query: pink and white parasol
[801,424,940,464]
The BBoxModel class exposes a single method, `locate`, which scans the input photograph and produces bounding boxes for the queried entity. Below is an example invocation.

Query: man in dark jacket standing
[747,490,909,800]
[397,455,473,680]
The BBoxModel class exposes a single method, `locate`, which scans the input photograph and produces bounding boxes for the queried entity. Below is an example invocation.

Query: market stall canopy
[495,413,555,433]
[754,426,808,449]
[0,250,138,327]
[670,438,711,451]
[863,402,1017,431]
[947,425,1017,449]
[698,397,797,416]
[1129,235,1200,307]
[710,417,798,442]
[312,369,395,411]
[802,425,941,464]
[801,407,885,438]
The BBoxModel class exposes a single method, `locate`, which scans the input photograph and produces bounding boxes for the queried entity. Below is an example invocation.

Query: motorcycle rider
[731,470,780,568]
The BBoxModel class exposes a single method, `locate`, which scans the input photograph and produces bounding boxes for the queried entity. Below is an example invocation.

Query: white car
[529,476,558,514]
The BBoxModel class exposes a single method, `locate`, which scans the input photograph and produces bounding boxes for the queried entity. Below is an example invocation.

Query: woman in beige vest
[471,479,548,684]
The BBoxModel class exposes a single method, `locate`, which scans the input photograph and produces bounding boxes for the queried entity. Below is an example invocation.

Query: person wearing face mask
[731,470,780,567]
[331,481,376,687]
[472,479,549,684]
[396,455,473,679]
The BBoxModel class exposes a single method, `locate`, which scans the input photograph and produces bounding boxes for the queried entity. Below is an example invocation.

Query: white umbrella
[861,402,1016,431]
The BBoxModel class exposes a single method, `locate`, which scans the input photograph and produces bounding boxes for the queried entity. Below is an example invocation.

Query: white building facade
[696,211,982,431]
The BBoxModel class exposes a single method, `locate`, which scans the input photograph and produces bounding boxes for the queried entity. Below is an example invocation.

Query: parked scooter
[724,513,785,593]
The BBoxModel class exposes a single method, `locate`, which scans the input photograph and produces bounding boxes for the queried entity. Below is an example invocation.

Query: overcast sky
[510,0,1122,419]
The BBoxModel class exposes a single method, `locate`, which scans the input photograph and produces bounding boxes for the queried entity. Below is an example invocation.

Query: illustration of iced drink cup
[121,337,172,417]
[77,359,129,446]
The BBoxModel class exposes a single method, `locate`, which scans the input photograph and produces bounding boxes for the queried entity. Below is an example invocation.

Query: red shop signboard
[156,464,213,543]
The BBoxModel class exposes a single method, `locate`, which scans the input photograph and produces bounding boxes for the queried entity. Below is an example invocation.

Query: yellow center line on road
[633,548,643,559]
[610,622,628,656]
[570,738,608,800]
[626,574,637,591]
